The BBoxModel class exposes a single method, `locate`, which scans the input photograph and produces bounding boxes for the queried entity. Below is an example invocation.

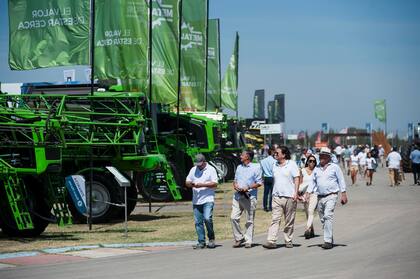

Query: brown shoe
[262,241,277,249]
[285,242,293,248]
[321,242,333,249]
[232,238,245,248]
[244,243,252,248]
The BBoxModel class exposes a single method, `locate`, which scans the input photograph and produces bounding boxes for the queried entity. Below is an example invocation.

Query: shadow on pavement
[307,243,347,248]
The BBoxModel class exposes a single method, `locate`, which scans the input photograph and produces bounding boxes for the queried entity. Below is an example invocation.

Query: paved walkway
[1,167,420,278]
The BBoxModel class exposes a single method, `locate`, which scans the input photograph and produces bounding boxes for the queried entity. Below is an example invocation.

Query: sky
[1,0,419,135]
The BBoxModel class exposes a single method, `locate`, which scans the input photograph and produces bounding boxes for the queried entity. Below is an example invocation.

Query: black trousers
[413,163,420,184]
[263,177,274,211]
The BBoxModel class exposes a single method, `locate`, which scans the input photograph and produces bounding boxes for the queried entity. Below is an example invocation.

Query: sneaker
[285,242,293,248]
[262,241,277,249]
[244,243,252,248]
[207,240,216,249]
[193,243,205,249]
[321,242,333,249]
[232,238,245,248]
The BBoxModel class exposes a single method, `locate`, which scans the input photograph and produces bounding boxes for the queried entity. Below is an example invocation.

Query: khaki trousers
[388,168,399,186]
[304,193,318,229]
[267,196,297,243]
[231,197,257,244]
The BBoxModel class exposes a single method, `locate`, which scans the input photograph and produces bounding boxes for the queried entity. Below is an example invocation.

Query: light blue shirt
[410,149,420,164]
[307,163,346,195]
[234,162,263,200]
[260,155,276,177]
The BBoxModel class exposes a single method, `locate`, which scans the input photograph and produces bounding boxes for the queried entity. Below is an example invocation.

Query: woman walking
[365,152,377,186]
[299,155,317,239]
[350,150,359,185]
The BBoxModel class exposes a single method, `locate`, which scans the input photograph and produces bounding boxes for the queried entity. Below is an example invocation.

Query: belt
[317,192,338,198]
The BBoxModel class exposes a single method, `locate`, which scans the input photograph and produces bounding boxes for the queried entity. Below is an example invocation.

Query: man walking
[263,146,300,249]
[386,147,402,187]
[260,147,277,211]
[410,145,420,185]
[231,150,263,248]
[186,154,218,249]
[305,147,348,249]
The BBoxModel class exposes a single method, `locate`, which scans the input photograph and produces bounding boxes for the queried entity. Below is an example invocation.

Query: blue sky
[1,0,419,135]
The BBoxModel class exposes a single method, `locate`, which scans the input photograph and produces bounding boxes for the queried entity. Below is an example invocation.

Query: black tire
[67,172,125,224]
[211,157,230,180]
[0,176,50,237]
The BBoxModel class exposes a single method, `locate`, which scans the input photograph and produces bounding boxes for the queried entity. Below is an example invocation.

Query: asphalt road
[1,167,420,279]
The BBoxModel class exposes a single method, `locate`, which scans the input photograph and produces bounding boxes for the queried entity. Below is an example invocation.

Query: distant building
[267,100,275,124]
[253,89,265,119]
[273,94,285,123]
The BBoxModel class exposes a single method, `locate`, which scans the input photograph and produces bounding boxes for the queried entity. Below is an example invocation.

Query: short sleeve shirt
[186,164,218,205]
[234,163,263,200]
[387,152,402,169]
[272,160,300,198]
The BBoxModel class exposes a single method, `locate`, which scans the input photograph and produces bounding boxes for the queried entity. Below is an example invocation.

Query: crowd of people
[185,142,420,250]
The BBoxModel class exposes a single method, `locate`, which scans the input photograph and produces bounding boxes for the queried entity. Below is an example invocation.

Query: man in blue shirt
[231,150,263,248]
[410,144,420,185]
[260,147,277,211]
[306,147,348,249]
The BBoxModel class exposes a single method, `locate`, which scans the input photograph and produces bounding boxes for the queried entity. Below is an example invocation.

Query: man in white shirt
[186,154,218,249]
[263,146,300,249]
[305,147,348,249]
[386,147,402,187]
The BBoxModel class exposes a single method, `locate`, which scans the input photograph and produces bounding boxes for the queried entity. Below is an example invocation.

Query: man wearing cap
[305,147,348,249]
[231,150,263,248]
[186,154,219,249]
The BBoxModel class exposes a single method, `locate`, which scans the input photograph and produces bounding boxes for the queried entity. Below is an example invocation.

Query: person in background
[260,147,277,212]
[298,154,317,239]
[231,150,263,248]
[365,152,377,186]
[263,146,300,249]
[305,147,348,250]
[378,145,385,167]
[386,147,402,187]
[350,150,359,185]
[410,144,420,185]
[186,154,219,249]
[357,148,367,179]
[334,145,343,166]
[343,145,352,175]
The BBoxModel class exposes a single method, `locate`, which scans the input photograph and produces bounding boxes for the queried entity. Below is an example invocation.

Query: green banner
[180,0,208,111]
[8,0,90,70]
[267,101,274,123]
[95,0,148,90]
[206,19,220,111]
[374,99,386,123]
[151,0,180,104]
[221,32,239,111]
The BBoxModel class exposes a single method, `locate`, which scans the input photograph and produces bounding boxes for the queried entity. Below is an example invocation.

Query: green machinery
[0,92,181,236]
[140,110,244,201]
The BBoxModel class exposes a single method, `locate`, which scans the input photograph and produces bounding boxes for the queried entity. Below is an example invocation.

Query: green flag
[95,0,149,90]
[267,101,274,123]
[180,0,208,111]
[8,0,90,70]
[374,99,386,123]
[221,32,239,111]
[206,19,221,111]
[151,0,180,104]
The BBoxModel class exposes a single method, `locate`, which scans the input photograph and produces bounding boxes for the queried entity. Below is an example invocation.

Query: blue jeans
[193,202,215,244]
[263,177,273,211]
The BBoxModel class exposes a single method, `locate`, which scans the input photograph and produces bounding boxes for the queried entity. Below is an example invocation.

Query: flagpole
[235,32,239,119]
[217,19,222,110]
[204,0,209,111]
[176,0,183,158]
[148,0,153,114]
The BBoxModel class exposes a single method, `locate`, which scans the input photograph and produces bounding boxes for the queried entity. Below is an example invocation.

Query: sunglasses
[308,160,316,163]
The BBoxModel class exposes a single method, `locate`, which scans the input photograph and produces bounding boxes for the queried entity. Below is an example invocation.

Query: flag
[221,32,239,111]
[180,0,208,111]
[374,99,386,123]
[8,0,90,70]
[151,0,181,104]
[206,19,221,111]
[95,0,149,90]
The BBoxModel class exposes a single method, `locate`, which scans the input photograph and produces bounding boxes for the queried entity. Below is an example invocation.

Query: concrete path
[1,167,420,279]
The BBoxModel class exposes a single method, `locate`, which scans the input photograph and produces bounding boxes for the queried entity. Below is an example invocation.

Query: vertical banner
[273,94,285,123]
[374,99,386,123]
[221,32,239,111]
[253,89,265,119]
[180,0,208,111]
[321,123,329,134]
[95,0,149,90]
[366,122,372,133]
[151,0,180,104]
[206,19,221,111]
[9,0,90,70]
[408,123,414,141]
